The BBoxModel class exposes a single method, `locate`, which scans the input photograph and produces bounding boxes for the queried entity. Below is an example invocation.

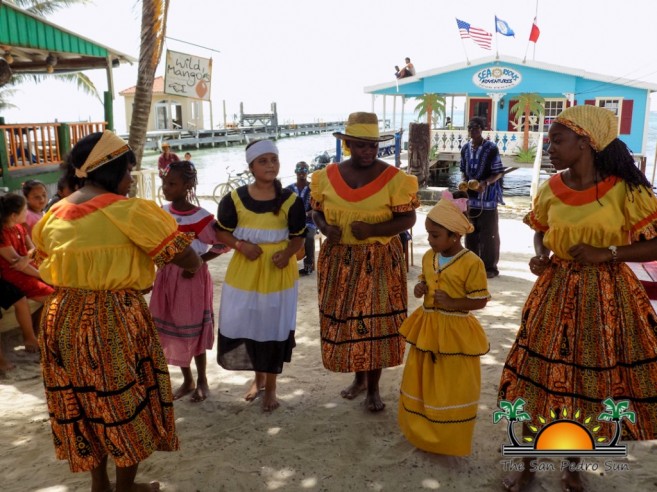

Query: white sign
[472,66,521,90]
[164,50,212,100]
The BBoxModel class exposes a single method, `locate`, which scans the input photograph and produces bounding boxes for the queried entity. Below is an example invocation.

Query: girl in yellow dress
[398,192,490,455]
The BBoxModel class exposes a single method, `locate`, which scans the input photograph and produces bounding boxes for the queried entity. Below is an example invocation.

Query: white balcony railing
[430,129,545,156]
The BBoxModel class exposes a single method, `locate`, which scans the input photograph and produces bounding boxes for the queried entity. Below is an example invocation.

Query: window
[542,99,566,133]
[596,98,622,132]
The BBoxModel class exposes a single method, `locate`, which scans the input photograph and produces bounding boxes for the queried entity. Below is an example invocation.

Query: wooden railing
[430,129,544,156]
[2,121,107,171]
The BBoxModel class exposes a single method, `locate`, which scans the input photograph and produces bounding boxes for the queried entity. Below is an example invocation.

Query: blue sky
[4,0,657,133]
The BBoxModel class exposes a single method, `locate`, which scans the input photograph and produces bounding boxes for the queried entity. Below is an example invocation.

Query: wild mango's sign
[164,50,212,101]
[472,66,521,90]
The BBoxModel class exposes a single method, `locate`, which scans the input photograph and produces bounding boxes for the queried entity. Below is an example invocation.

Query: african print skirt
[39,288,179,473]
[318,237,407,372]
[499,257,657,441]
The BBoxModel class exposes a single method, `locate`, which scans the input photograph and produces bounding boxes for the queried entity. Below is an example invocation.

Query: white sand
[2,197,656,492]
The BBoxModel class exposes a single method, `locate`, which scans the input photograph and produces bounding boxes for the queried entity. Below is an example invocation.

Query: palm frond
[7,0,92,17]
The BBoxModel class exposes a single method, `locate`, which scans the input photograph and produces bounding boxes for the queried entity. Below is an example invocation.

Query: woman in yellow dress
[311,112,418,412]
[398,194,490,455]
[499,106,657,492]
[33,131,201,492]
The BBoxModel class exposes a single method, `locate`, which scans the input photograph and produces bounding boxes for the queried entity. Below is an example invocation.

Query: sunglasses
[295,167,309,173]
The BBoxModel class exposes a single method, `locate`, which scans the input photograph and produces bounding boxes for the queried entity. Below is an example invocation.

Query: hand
[240,241,263,261]
[433,289,454,309]
[414,281,428,298]
[11,256,31,271]
[350,221,373,240]
[528,255,550,276]
[323,224,342,243]
[568,244,611,264]
[272,250,291,269]
[181,269,196,279]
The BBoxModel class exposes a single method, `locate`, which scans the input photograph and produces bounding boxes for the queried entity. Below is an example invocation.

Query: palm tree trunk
[523,103,530,152]
[408,122,430,188]
[128,0,170,170]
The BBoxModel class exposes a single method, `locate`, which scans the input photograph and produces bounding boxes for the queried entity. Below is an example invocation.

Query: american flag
[456,18,493,50]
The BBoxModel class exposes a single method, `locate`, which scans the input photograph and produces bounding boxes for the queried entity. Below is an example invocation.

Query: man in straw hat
[158,141,180,174]
[311,111,419,412]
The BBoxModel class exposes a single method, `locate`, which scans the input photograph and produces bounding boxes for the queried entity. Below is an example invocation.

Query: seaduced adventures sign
[472,66,521,90]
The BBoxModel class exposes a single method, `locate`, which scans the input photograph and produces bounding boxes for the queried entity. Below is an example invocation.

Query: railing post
[104,91,114,131]
[530,132,544,199]
[58,123,71,158]
[0,117,9,189]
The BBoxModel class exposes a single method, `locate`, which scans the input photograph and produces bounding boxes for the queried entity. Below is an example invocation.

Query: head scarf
[75,130,131,178]
[246,139,278,164]
[554,105,618,152]
[427,195,474,235]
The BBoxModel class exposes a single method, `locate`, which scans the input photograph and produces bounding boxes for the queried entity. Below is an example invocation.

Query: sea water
[142,112,657,198]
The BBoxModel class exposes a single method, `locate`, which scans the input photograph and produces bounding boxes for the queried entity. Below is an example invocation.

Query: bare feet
[365,391,386,412]
[0,358,15,374]
[561,469,583,492]
[23,337,39,353]
[340,380,367,400]
[261,390,280,412]
[244,375,265,401]
[172,381,195,400]
[502,468,534,492]
[191,378,209,403]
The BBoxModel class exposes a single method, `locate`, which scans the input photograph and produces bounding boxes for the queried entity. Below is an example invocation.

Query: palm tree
[128,0,170,169]
[510,92,545,152]
[414,93,446,129]
[597,398,636,446]
[493,398,532,446]
[1,1,101,104]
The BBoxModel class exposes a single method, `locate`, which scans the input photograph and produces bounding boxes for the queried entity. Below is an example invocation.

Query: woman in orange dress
[499,106,657,492]
[33,131,202,492]
[311,112,418,412]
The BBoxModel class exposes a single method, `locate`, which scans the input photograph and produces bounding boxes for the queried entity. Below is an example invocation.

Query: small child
[398,191,490,456]
[21,179,48,236]
[44,175,75,213]
[150,161,229,402]
[215,139,306,411]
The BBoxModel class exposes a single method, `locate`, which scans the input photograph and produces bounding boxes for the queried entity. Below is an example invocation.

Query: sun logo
[493,398,634,457]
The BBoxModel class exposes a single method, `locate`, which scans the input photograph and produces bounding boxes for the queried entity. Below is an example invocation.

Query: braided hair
[595,138,651,191]
[164,160,199,204]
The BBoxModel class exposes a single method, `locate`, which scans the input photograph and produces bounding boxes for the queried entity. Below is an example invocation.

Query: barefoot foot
[244,379,265,401]
[340,381,366,400]
[365,392,386,412]
[561,469,583,492]
[191,379,210,403]
[23,337,39,353]
[502,468,534,492]
[261,391,280,412]
[172,381,195,400]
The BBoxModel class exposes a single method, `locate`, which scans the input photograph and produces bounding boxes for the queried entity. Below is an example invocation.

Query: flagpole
[495,15,499,59]
[533,0,539,61]
[459,37,471,65]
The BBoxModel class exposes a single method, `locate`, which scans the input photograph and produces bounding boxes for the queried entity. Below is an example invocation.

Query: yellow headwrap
[75,130,131,178]
[554,105,618,152]
[427,198,474,235]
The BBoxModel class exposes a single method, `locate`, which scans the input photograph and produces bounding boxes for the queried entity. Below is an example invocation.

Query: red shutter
[620,100,633,134]
[508,100,518,131]
[584,99,595,106]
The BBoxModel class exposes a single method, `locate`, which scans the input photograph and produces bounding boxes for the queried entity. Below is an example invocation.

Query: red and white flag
[529,18,540,43]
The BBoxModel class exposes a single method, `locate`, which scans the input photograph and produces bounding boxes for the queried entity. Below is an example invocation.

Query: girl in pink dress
[22,179,48,236]
[150,161,229,402]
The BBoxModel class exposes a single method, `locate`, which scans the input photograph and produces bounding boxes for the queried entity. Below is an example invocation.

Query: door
[467,98,492,129]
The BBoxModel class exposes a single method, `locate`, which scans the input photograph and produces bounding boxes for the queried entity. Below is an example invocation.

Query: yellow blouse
[310,163,419,244]
[525,174,657,260]
[32,194,192,291]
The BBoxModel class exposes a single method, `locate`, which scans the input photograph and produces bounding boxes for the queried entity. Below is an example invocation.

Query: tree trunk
[408,122,430,189]
[128,0,170,170]
[523,103,530,152]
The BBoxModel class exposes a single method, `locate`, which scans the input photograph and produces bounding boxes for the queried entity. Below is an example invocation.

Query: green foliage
[514,146,537,163]
[414,93,446,129]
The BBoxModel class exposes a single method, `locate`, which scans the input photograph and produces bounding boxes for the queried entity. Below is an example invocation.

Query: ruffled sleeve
[287,194,307,238]
[217,191,238,231]
[390,171,420,213]
[464,253,491,300]
[624,185,657,242]
[523,179,550,233]
[310,167,327,211]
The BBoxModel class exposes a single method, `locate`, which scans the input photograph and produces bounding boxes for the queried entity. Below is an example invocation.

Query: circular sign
[472,66,521,90]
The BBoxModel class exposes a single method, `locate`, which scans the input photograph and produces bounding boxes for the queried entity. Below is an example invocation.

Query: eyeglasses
[295,167,309,173]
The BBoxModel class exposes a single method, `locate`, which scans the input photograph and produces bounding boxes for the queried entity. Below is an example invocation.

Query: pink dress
[25,209,44,236]
[0,224,54,298]
[149,205,229,367]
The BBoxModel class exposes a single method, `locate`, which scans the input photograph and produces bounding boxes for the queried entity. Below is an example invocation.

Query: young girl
[0,193,52,351]
[22,179,48,236]
[150,160,229,402]
[398,192,490,456]
[215,139,305,412]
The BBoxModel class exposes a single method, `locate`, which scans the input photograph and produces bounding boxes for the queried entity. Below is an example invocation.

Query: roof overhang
[0,0,135,75]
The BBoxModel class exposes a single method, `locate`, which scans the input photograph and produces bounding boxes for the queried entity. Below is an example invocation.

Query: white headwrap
[246,140,278,164]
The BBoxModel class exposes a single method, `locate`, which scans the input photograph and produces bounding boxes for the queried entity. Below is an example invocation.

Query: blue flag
[495,16,515,37]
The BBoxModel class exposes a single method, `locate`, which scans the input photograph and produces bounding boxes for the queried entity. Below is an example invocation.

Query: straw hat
[333,112,394,142]
[161,142,171,149]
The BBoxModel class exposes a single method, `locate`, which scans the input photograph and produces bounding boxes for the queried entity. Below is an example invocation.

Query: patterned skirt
[318,237,407,372]
[39,288,179,473]
[499,258,657,441]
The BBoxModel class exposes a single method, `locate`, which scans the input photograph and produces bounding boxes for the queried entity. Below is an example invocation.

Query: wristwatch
[608,245,618,262]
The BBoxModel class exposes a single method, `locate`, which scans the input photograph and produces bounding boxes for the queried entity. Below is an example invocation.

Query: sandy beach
[2,197,657,492]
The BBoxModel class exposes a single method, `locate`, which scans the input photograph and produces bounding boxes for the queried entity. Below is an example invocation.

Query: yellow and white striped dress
[216,186,306,374]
